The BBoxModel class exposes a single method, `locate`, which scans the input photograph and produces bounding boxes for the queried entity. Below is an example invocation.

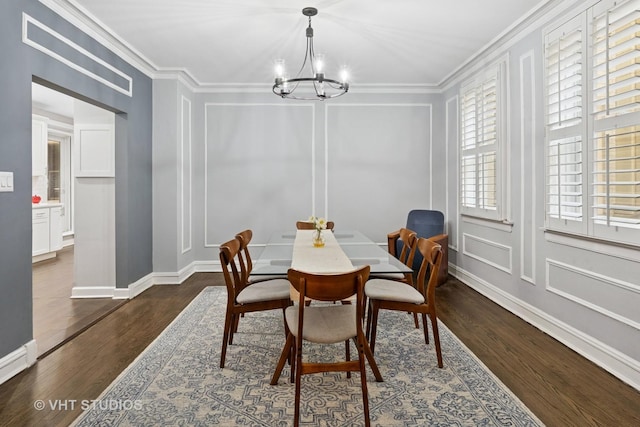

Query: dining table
[251,229,413,277]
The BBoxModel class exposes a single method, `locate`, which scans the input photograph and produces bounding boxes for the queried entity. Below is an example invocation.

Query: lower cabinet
[49,206,63,251]
[32,205,63,261]
[32,209,50,256]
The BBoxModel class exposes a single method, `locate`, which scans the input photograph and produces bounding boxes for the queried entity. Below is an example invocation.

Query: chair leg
[233,312,241,333]
[422,313,429,344]
[369,303,380,354]
[345,340,351,379]
[270,333,294,385]
[220,308,233,368]
[290,340,296,383]
[229,313,239,345]
[430,312,443,368]
[294,344,303,427]
[365,300,373,340]
[357,339,371,427]
[413,312,419,328]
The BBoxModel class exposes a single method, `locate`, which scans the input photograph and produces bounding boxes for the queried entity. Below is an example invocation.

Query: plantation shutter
[545,15,587,233]
[591,0,640,239]
[461,67,500,219]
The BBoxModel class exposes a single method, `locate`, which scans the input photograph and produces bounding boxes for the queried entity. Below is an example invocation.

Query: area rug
[72,286,544,426]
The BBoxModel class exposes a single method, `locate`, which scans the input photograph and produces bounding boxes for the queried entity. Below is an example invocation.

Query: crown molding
[440,0,571,90]
[39,0,157,78]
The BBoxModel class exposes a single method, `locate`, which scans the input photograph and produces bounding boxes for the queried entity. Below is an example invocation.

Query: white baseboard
[0,340,37,386]
[153,261,220,285]
[116,273,154,299]
[71,286,115,298]
[32,252,56,263]
[450,264,640,391]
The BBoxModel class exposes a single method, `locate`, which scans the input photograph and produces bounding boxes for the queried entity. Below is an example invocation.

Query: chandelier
[273,7,349,100]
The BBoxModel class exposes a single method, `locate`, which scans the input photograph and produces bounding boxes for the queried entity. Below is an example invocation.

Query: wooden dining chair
[295,220,335,231]
[270,265,382,427]
[365,237,444,367]
[367,228,419,331]
[235,229,286,283]
[370,228,417,283]
[218,237,292,368]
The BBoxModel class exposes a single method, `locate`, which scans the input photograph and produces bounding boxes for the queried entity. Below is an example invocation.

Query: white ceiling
[55,0,547,88]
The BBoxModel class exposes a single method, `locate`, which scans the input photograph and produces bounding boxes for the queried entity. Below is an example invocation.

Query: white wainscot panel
[546,259,640,330]
[326,103,432,242]
[204,103,315,246]
[463,233,512,274]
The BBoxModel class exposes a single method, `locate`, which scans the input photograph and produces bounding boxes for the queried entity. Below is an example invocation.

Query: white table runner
[291,230,354,273]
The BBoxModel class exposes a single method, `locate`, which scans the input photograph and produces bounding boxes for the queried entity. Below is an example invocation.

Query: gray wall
[152,88,441,274]
[0,0,152,358]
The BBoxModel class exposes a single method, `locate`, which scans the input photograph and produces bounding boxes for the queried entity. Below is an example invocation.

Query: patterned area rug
[72,286,544,426]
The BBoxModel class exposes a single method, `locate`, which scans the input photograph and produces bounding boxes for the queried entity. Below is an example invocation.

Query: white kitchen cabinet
[32,208,50,256]
[32,116,49,177]
[49,206,63,251]
[32,204,63,261]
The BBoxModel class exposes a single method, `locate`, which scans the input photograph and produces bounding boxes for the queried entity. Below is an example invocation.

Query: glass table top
[251,230,412,276]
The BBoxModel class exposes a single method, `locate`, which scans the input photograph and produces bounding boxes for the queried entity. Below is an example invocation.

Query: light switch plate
[0,171,14,192]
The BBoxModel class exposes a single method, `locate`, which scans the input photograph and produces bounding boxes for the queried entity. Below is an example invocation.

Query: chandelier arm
[293,37,311,80]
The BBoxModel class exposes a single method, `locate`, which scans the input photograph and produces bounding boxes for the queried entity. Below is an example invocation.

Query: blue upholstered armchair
[395,210,449,286]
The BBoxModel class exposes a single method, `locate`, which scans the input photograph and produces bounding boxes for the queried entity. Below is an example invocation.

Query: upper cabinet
[32,115,49,176]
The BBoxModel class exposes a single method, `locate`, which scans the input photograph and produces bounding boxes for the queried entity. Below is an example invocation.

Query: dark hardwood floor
[32,246,126,357]
[1,274,638,426]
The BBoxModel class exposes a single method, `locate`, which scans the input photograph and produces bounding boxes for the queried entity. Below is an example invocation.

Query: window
[460,61,507,221]
[545,0,640,244]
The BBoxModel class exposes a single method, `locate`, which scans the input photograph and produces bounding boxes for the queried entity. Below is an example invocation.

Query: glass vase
[312,230,325,247]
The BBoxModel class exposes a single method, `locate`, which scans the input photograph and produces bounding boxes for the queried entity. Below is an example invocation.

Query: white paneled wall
[204,103,316,246]
[326,103,432,242]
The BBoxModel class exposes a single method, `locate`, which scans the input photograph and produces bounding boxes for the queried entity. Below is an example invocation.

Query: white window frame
[459,58,509,222]
[544,0,640,246]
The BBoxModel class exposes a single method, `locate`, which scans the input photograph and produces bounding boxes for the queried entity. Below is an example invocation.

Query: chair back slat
[235,229,253,284]
[415,238,442,300]
[219,238,249,299]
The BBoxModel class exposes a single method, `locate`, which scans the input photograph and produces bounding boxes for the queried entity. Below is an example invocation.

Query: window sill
[543,228,640,262]
[461,214,514,232]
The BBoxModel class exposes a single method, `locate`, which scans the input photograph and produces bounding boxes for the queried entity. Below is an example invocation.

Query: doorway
[31,82,124,358]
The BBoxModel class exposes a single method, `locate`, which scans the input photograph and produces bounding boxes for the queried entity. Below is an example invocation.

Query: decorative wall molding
[462,233,513,274]
[546,259,640,331]
[519,50,536,285]
[39,0,156,78]
[74,124,115,177]
[545,231,640,263]
[451,263,640,391]
[202,103,315,247]
[0,341,37,387]
[180,96,192,254]
[22,13,133,96]
[445,95,459,251]
[324,103,433,217]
